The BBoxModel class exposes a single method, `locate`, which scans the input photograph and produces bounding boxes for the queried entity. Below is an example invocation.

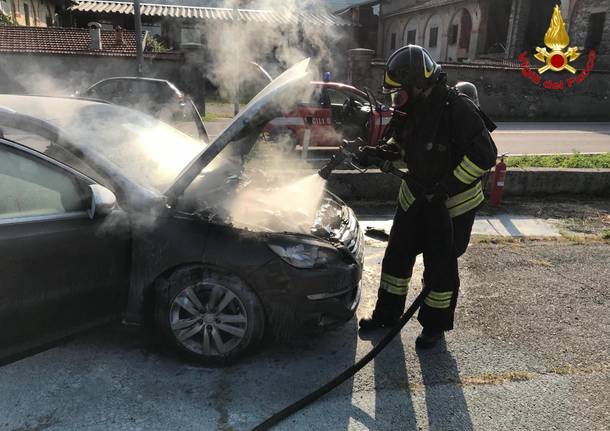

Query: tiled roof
[70,0,354,26]
[0,25,145,57]
[384,0,467,18]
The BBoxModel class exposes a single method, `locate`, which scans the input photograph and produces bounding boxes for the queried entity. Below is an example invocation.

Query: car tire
[270,128,297,153]
[155,266,265,365]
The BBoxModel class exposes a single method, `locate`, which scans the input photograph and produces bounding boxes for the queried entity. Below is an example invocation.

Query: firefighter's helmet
[383,45,442,93]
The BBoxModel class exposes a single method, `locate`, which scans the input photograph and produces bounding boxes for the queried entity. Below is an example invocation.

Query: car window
[1,126,52,152]
[87,80,122,100]
[1,126,107,187]
[327,89,368,106]
[297,87,327,108]
[346,91,369,105]
[171,102,205,140]
[0,96,207,193]
[0,145,88,220]
[326,89,350,105]
[133,81,177,103]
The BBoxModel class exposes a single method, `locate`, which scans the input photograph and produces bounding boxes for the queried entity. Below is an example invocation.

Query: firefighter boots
[415,327,444,349]
[359,289,406,331]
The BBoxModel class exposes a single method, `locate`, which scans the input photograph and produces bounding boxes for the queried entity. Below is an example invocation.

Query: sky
[158,0,369,11]
[324,0,371,11]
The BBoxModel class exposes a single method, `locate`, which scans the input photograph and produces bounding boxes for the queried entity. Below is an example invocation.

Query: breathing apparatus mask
[383,83,423,110]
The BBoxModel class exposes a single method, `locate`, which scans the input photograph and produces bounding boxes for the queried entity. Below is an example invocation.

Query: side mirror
[88,184,117,219]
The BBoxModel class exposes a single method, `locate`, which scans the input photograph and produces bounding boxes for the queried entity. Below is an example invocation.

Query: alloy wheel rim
[169,281,248,356]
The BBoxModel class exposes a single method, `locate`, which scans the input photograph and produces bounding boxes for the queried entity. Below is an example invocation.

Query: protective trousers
[372,200,476,331]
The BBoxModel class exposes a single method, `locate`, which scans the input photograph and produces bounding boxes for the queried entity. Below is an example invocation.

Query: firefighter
[358,45,498,349]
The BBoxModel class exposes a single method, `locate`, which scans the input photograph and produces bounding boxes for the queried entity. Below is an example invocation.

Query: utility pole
[233,5,240,116]
[134,0,144,76]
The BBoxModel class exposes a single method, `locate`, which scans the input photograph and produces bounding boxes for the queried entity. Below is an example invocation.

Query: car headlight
[267,238,341,269]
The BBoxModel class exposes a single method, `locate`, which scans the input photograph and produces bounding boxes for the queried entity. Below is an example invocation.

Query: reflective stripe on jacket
[398,180,484,218]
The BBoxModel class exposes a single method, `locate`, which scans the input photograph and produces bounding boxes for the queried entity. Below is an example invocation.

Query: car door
[303,86,337,147]
[0,141,131,362]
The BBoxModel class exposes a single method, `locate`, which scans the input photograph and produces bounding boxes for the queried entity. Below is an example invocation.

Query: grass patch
[506,153,610,169]
[202,112,232,122]
[528,258,553,267]
[471,234,606,245]
[461,371,536,386]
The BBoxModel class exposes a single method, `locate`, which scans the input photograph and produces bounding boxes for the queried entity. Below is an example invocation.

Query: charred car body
[0,60,363,364]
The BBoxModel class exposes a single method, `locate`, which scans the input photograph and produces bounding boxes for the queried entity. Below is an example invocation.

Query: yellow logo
[534,5,580,73]
[423,61,433,78]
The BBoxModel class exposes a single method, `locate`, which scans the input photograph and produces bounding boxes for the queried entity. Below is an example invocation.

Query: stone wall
[0,52,201,99]
[326,168,610,203]
[350,56,610,121]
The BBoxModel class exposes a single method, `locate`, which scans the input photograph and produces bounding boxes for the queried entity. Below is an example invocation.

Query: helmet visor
[390,89,409,108]
[382,71,401,94]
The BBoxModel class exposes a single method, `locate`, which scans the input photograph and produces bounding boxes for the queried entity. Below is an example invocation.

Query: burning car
[0,59,363,365]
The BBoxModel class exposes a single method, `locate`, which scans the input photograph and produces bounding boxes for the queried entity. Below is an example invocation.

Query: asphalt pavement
[492,122,610,155]
[205,120,610,155]
[1,210,608,431]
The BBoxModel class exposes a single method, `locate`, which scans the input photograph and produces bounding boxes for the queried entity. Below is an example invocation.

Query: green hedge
[506,153,610,169]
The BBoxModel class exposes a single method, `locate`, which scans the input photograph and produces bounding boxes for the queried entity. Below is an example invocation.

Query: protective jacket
[383,79,497,216]
[371,77,497,330]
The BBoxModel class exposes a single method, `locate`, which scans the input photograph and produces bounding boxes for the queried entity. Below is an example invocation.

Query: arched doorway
[485,0,512,54]
[447,8,473,61]
[385,19,402,57]
[424,14,442,60]
[403,19,419,46]
[524,0,557,51]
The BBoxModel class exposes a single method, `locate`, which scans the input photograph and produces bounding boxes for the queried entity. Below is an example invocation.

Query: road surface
[205,121,610,155]
[492,122,610,155]
[1,205,608,431]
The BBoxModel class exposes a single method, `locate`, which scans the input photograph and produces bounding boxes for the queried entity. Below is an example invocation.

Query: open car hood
[165,58,312,204]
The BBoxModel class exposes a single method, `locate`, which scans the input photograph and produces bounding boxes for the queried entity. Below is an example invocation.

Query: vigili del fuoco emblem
[534,5,580,74]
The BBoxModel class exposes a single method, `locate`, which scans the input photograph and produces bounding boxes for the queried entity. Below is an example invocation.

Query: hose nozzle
[318,154,343,180]
[318,139,364,180]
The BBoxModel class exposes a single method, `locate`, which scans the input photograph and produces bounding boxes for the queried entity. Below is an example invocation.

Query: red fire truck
[264,82,393,151]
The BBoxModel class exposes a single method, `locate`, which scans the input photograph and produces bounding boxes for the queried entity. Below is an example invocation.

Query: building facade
[1,0,64,26]
[569,0,609,68]
[377,0,607,66]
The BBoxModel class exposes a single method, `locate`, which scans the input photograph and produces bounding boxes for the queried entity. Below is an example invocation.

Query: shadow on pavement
[357,328,417,430]
[417,338,474,431]
[375,336,418,429]
[234,317,361,430]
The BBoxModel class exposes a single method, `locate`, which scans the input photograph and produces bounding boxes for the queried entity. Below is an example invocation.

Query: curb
[325,168,610,202]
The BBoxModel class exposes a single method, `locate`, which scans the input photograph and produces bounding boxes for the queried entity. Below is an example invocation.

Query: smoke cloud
[201,0,347,102]
[1,0,350,235]
[227,146,327,233]
[190,0,347,233]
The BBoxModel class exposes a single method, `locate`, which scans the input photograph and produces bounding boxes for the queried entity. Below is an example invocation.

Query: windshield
[0,95,206,193]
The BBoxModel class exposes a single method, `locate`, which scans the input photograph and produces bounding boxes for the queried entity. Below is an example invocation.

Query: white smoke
[200,0,348,102]
[191,0,348,234]
[0,1,351,234]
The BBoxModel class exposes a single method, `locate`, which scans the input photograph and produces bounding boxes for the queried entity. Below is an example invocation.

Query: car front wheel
[155,266,265,364]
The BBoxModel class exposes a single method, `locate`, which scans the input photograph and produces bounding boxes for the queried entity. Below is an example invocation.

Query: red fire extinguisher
[490,154,507,208]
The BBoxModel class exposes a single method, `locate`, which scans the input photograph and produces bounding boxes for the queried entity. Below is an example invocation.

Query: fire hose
[251,288,429,431]
[251,141,428,430]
